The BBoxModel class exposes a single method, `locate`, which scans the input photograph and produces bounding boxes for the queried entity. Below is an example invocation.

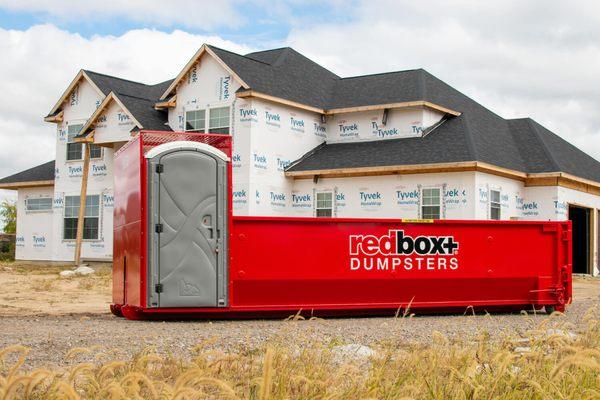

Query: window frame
[490,189,501,220]
[208,106,230,134]
[421,187,441,219]
[63,194,101,241]
[25,197,53,213]
[66,124,84,161]
[315,191,334,218]
[89,143,103,160]
[184,109,206,133]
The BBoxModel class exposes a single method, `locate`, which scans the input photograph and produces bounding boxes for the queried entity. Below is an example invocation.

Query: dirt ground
[0,262,598,369]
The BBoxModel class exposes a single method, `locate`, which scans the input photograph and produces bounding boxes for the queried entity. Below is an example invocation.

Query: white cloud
[0,0,243,30]
[0,24,253,203]
[285,0,600,161]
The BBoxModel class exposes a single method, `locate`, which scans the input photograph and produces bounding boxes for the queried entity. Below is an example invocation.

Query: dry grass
[0,309,598,399]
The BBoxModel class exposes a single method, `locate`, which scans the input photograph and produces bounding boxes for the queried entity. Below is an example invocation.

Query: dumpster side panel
[113,137,144,308]
[229,218,571,311]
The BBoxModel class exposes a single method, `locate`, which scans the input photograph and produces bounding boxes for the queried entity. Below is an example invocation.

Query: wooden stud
[74,143,91,266]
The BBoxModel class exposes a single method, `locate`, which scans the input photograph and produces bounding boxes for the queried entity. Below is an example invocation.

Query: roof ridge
[461,115,478,160]
[339,68,424,81]
[246,46,292,55]
[84,69,159,87]
[207,44,272,66]
[522,119,563,171]
[271,47,292,67]
[117,92,157,102]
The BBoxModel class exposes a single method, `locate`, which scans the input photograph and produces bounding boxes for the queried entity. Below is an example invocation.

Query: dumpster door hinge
[155,223,163,233]
[155,163,164,173]
[155,283,163,293]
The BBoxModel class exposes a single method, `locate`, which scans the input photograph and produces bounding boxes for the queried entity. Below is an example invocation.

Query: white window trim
[315,190,334,218]
[65,122,86,162]
[421,187,442,219]
[184,108,206,133]
[62,194,102,242]
[25,197,53,213]
[207,106,231,133]
[89,143,103,160]
[184,104,232,134]
[490,189,501,220]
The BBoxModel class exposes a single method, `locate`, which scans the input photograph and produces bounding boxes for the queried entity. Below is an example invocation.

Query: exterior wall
[93,100,135,144]
[15,186,55,261]
[51,79,113,261]
[242,98,325,216]
[291,172,476,219]
[327,107,445,143]
[522,186,561,221]
[168,55,240,131]
[557,186,600,275]
[474,172,525,220]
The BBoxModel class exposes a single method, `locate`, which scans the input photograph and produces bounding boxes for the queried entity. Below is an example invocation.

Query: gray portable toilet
[145,141,229,308]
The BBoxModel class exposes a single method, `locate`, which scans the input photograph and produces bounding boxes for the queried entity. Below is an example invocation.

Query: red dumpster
[111,131,572,320]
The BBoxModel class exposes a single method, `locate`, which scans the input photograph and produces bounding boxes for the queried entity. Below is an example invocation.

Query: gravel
[1,296,597,370]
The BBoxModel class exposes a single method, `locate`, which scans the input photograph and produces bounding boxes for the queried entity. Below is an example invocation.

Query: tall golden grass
[0,309,598,399]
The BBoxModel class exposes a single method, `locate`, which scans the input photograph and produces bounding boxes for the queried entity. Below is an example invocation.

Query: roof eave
[154,95,177,110]
[0,180,55,190]
[324,101,461,116]
[286,161,527,181]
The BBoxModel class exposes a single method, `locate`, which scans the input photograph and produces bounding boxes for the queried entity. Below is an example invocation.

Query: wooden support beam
[44,110,64,123]
[154,95,177,110]
[74,144,91,265]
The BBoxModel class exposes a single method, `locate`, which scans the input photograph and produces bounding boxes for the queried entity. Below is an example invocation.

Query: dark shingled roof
[84,70,172,101]
[0,161,55,186]
[286,69,600,182]
[75,72,173,137]
[209,45,339,110]
[117,94,171,131]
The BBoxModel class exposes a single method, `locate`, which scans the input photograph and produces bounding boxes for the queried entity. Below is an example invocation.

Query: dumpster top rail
[116,130,232,159]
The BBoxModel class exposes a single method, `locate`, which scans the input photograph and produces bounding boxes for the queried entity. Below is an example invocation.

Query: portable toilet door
[145,141,229,308]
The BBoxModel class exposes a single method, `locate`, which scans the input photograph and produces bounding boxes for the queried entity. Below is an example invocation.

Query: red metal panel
[112,135,143,310]
[228,218,571,313]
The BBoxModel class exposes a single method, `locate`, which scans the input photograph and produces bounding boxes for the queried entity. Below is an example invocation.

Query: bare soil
[0,262,598,369]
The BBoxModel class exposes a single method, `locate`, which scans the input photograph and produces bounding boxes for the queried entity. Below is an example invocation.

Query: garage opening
[568,205,591,274]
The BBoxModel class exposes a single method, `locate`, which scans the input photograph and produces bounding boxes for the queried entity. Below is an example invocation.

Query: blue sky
[0,2,357,48]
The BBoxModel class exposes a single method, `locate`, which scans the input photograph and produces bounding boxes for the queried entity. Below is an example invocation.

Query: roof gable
[78,91,170,140]
[46,70,105,117]
[159,44,250,100]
